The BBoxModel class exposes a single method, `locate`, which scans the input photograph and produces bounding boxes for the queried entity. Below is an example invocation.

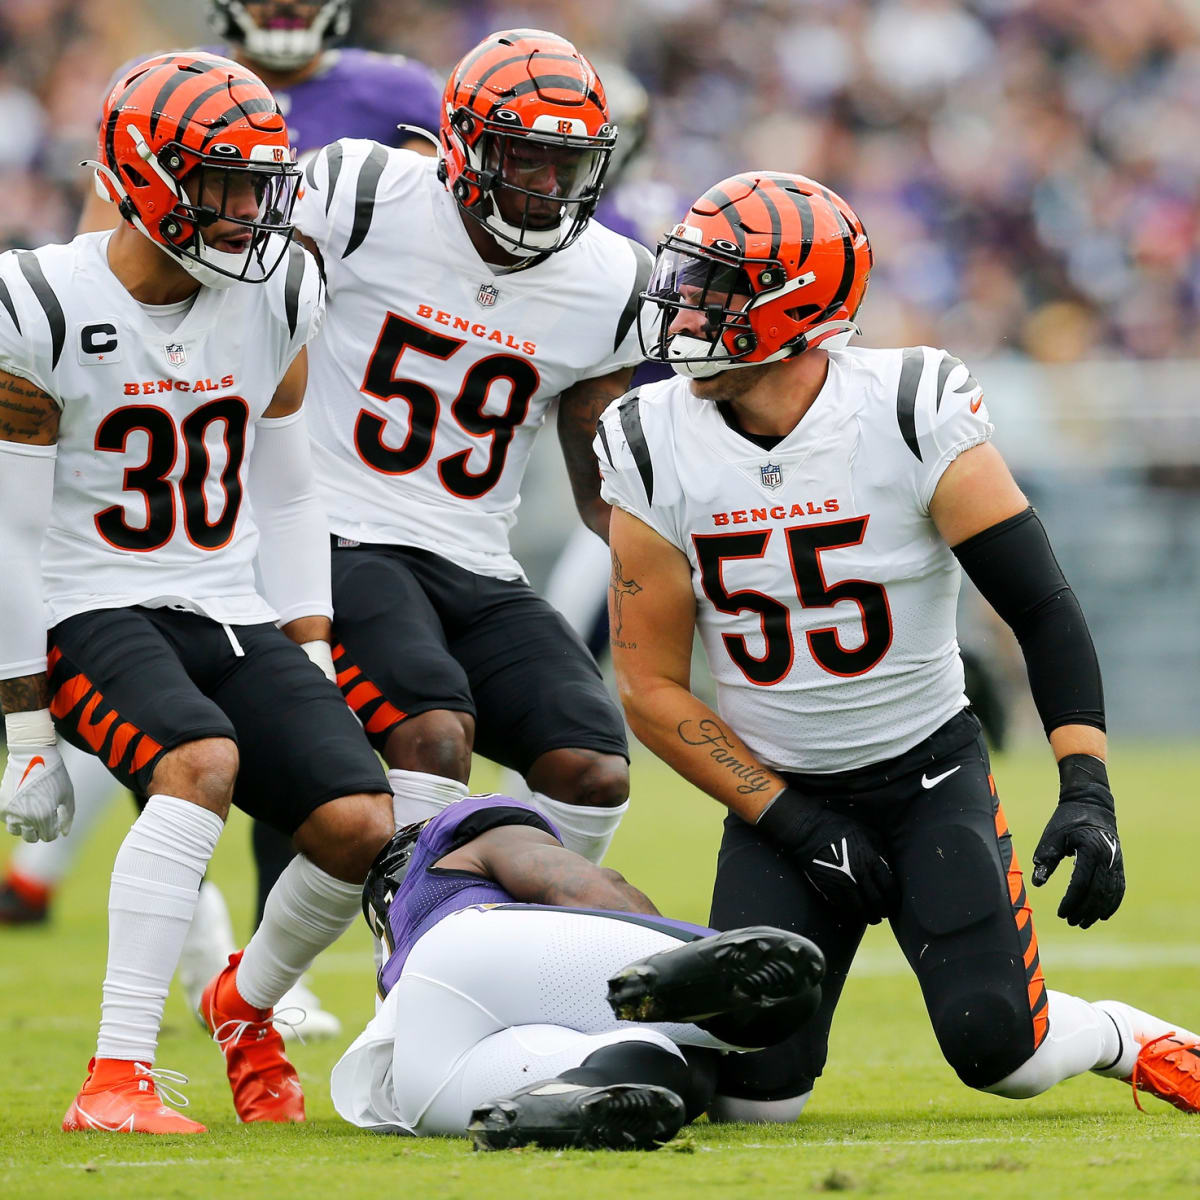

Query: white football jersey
[294,141,651,580]
[0,232,324,626]
[597,345,994,773]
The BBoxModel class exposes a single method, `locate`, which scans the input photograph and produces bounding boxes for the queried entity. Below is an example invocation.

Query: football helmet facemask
[84,52,300,289]
[638,172,873,379]
[438,29,617,260]
[209,0,351,72]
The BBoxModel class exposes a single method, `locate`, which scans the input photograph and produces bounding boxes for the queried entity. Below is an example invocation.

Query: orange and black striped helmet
[638,172,873,378]
[87,52,300,288]
[438,29,617,259]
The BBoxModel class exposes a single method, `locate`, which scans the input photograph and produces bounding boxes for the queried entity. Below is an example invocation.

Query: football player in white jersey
[291,30,654,861]
[0,53,394,1134]
[598,172,1200,1120]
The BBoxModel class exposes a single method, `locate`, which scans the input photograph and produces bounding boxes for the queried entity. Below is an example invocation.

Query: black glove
[1031,754,1125,929]
[756,787,897,924]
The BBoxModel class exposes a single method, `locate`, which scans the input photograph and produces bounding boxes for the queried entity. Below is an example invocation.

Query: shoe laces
[212,1005,306,1051]
[1130,1030,1200,1112]
[133,1063,192,1109]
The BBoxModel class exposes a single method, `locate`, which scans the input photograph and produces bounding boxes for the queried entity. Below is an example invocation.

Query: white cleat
[178,880,238,1023]
[275,976,342,1042]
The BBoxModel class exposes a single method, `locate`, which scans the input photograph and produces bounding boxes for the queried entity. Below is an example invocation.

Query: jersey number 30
[94,398,249,552]
[694,518,893,681]
[355,314,539,498]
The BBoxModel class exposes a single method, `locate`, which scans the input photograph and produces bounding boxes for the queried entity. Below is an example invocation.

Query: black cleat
[607,925,825,1024]
[467,1081,686,1151]
[0,880,49,925]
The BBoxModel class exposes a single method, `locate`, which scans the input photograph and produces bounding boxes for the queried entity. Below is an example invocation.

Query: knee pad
[934,987,1037,1087]
[907,822,1002,937]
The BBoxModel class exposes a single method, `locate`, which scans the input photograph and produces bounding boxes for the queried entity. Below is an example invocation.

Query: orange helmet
[437,29,617,259]
[638,172,873,378]
[86,52,300,288]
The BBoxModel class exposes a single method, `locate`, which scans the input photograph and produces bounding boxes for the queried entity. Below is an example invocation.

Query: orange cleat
[1131,1033,1200,1114]
[199,950,305,1123]
[62,1057,206,1133]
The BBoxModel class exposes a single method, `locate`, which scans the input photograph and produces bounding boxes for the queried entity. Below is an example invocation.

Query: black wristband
[754,787,818,851]
[1057,753,1112,804]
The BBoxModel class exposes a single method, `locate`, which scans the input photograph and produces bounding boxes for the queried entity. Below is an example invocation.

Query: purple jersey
[105,47,439,158]
[378,795,556,995]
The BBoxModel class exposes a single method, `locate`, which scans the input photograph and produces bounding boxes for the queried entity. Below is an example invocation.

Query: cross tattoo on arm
[609,550,642,639]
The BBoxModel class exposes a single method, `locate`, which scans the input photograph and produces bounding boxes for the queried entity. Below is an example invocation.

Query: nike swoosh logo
[921,765,962,790]
[267,1088,280,1099]
[970,396,983,413]
[75,1103,135,1132]
[19,756,45,788]
[1098,832,1119,867]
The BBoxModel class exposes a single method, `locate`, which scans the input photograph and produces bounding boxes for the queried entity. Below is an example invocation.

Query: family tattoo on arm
[676,718,775,797]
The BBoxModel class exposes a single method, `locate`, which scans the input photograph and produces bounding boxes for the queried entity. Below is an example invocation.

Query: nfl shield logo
[760,462,783,490]
[165,342,187,367]
[476,283,499,308]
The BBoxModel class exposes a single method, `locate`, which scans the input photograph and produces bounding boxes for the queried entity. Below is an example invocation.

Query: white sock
[176,880,237,999]
[708,1091,812,1123]
[96,794,223,1063]
[387,768,468,827]
[526,791,629,864]
[1092,999,1200,1079]
[234,854,361,1011]
[985,990,1122,1098]
[8,741,121,888]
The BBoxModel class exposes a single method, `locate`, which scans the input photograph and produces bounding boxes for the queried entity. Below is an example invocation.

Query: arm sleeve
[249,409,333,625]
[0,440,56,679]
[953,506,1105,734]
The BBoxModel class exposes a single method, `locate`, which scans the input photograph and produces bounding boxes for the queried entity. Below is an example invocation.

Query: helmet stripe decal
[815,190,856,322]
[148,66,209,140]
[756,183,784,262]
[173,82,234,145]
[199,97,280,149]
[15,251,65,369]
[283,242,307,338]
[896,347,926,462]
[617,390,653,505]
[342,143,389,259]
[773,185,815,267]
[613,240,655,352]
[0,277,19,332]
[700,186,744,253]
[502,77,596,104]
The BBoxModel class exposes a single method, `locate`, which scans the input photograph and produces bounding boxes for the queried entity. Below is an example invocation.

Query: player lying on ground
[331,793,825,1150]
[599,170,1200,1121]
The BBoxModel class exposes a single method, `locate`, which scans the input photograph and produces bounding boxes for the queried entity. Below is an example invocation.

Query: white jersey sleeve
[264,240,326,371]
[595,387,680,547]
[0,250,63,399]
[892,345,993,511]
[295,138,395,294]
[576,237,655,380]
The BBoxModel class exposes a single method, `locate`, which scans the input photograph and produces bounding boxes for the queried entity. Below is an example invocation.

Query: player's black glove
[755,787,897,925]
[1031,754,1125,929]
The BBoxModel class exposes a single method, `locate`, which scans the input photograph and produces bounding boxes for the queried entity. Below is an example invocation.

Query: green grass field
[2,744,1199,1199]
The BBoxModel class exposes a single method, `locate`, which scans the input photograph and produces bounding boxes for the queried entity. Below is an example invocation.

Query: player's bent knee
[149,736,239,815]
[529,748,629,807]
[934,990,1036,1088]
[293,791,393,884]
[384,710,473,782]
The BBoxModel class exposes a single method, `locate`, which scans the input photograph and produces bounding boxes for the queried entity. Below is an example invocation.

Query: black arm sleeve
[952,507,1105,735]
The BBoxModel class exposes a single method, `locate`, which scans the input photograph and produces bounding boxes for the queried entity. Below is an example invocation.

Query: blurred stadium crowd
[2,0,1198,364]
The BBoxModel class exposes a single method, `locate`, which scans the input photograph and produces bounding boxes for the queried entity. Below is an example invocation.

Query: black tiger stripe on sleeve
[896,346,926,462]
[15,251,65,369]
[935,352,979,410]
[0,275,19,333]
[342,143,389,259]
[283,242,307,338]
[617,389,653,504]
[321,141,344,216]
[613,240,654,353]
[596,416,615,469]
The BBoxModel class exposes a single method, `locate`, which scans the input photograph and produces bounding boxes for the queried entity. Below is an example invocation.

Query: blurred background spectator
[4,0,1199,734]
